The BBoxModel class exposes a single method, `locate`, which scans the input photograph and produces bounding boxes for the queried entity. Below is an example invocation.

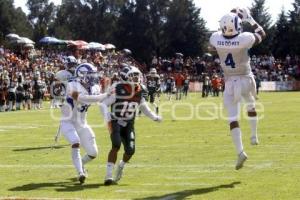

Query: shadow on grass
[132,181,241,200]
[9,178,128,192]
[12,145,68,152]
[8,179,103,192]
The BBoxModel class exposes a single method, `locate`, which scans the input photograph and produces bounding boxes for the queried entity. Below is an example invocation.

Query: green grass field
[0,92,300,200]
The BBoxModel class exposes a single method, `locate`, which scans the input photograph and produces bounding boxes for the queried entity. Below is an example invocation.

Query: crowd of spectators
[1,43,300,112]
[150,54,300,82]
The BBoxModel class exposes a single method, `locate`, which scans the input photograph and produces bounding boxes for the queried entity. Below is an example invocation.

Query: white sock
[249,116,258,138]
[82,154,93,165]
[106,162,114,179]
[119,160,126,168]
[50,99,54,108]
[72,148,83,174]
[231,127,244,155]
[9,101,13,110]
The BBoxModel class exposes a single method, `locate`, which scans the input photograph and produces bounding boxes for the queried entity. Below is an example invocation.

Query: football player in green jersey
[100,64,162,186]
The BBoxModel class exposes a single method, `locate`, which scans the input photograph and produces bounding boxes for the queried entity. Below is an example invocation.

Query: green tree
[115,0,156,63]
[162,0,208,57]
[0,0,32,42]
[52,0,124,43]
[26,0,56,41]
[271,9,290,58]
[287,0,300,55]
[248,0,272,55]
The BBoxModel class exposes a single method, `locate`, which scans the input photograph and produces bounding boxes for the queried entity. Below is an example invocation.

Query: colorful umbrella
[104,43,116,50]
[16,37,35,44]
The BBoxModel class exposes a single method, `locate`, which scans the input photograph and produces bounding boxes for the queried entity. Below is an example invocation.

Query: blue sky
[14,0,294,30]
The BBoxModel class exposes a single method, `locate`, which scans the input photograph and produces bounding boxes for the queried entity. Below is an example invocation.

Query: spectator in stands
[16,82,25,110]
[211,75,222,97]
[182,75,190,98]
[8,78,17,111]
[202,74,210,98]
[255,75,261,95]
[174,72,185,100]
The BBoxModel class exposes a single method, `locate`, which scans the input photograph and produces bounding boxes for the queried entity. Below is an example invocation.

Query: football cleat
[114,165,124,182]
[251,136,259,145]
[235,151,248,170]
[104,177,114,186]
[78,172,86,184]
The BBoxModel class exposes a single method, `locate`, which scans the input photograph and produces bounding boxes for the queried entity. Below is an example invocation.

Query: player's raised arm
[231,7,266,45]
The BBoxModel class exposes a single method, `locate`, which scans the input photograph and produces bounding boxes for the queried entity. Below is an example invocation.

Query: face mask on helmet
[219,13,242,37]
[128,72,141,83]
[65,56,78,73]
[75,63,99,87]
[120,65,141,83]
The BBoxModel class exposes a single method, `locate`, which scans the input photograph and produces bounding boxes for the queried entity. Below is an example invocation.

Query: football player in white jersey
[51,56,78,108]
[209,8,266,170]
[60,63,110,184]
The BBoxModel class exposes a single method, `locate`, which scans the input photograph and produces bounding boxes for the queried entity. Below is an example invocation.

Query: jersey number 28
[225,53,235,68]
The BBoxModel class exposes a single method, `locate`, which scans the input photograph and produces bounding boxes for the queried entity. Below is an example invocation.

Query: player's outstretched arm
[139,98,162,122]
[76,93,109,104]
[231,7,266,44]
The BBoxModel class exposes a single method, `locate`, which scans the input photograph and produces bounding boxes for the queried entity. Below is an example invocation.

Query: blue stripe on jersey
[234,16,238,31]
[68,77,77,82]
[66,97,74,109]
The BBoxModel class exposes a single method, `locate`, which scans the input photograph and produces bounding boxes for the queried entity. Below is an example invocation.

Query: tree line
[1,0,300,62]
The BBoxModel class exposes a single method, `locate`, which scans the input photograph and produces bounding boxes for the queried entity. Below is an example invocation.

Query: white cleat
[114,165,124,182]
[251,136,259,145]
[235,151,248,170]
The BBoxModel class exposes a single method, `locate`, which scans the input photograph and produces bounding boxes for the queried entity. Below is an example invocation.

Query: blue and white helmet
[65,56,78,73]
[75,63,99,87]
[219,13,242,36]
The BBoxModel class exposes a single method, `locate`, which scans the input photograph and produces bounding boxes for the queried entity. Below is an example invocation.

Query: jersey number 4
[225,53,235,68]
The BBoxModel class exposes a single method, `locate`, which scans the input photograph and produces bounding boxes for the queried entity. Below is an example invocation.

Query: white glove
[154,116,162,122]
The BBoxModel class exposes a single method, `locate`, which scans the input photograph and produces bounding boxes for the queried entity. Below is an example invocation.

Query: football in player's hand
[231,7,252,22]
[230,7,244,19]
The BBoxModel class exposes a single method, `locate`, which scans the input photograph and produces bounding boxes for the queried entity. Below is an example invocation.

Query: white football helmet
[75,63,99,87]
[219,13,242,36]
[65,56,78,73]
